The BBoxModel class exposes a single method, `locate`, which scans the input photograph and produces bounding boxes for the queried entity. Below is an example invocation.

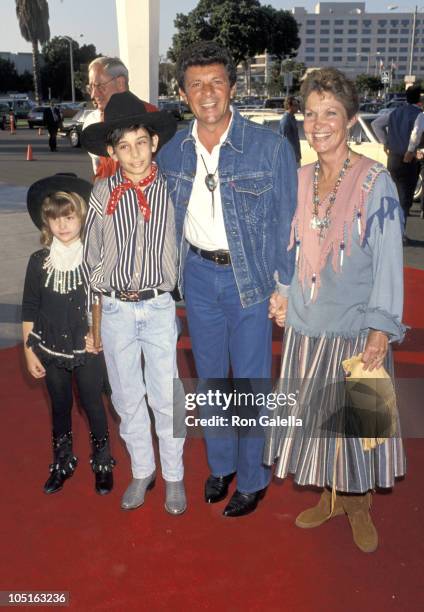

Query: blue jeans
[101,292,185,481]
[184,249,272,493]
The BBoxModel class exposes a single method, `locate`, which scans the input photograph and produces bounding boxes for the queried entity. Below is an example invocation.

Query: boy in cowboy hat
[81,91,186,515]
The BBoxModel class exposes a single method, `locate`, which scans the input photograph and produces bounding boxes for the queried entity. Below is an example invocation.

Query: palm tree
[15,0,50,104]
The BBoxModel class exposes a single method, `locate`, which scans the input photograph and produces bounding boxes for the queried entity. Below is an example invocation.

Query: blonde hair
[40,191,87,246]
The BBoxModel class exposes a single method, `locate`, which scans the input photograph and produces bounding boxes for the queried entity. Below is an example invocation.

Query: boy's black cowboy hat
[81,91,177,157]
[27,173,92,230]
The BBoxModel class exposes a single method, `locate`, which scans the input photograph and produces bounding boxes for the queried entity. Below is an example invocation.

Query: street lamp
[388,5,420,77]
[60,36,75,103]
[60,35,83,103]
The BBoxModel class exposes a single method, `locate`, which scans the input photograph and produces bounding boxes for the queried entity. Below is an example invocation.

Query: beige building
[293,2,422,82]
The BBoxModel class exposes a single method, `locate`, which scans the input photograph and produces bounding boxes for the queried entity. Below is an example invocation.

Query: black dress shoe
[223,488,267,517]
[205,472,236,503]
[95,470,114,495]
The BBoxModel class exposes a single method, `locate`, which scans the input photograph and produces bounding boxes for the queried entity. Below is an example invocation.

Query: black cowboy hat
[27,173,93,229]
[80,91,177,157]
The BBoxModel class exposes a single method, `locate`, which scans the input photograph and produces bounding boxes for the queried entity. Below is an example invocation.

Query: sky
[1,0,416,59]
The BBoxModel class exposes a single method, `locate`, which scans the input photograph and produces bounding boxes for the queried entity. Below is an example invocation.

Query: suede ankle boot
[44,431,78,494]
[295,488,344,528]
[90,431,116,495]
[341,492,378,553]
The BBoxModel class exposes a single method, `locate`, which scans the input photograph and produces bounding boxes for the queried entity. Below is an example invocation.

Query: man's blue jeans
[184,249,271,494]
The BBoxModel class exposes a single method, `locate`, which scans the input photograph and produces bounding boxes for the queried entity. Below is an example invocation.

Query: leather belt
[190,245,231,266]
[103,289,166,302]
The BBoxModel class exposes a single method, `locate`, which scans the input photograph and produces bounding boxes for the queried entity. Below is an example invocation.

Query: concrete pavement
[0,126,423,348]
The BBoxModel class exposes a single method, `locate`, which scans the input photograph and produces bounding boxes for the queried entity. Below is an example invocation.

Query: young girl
[22,174,115,496]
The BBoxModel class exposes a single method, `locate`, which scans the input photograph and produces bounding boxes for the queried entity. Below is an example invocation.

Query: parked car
[240,109,421,199]
[263,97,285,110]
[27,106,50,128]
[0,103,11,130]
[57,102,86,119]
[158,100,188,121]
[59,108,95,147]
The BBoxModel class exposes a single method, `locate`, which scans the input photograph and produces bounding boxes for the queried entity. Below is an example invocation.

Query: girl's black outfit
[22,245,115,495]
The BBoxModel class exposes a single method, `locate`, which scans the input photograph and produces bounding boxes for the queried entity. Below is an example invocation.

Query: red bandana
[106,163,158,220]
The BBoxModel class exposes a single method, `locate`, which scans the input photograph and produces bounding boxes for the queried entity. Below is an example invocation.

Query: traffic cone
[9,115,16,134]
[26,144,34,161]
[38,127,43,136]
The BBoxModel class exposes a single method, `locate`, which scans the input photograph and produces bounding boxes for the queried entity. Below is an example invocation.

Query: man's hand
[403,151,415,163]
[24,348,46,378]
[361,330,389,372]
[268,292,288,328]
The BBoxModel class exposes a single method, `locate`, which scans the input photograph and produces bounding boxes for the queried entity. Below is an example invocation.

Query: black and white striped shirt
[83,167,177,308]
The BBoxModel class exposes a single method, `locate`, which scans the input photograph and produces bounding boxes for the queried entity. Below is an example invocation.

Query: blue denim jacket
[157,108,297,308]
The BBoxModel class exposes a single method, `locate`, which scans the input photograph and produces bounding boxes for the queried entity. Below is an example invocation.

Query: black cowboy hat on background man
[81,91,177,157]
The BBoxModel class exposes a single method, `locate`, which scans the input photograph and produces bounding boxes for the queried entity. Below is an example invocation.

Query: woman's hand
[85,330,102,354]
[361,330,389,371]
[268,293,288,328]
[24,348,46,378]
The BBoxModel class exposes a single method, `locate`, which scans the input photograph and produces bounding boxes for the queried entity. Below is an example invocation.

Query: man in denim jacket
[158,41,297,517]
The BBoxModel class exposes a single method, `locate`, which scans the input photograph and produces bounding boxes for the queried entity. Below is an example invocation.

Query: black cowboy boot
[44,431,78,495]
[90,431,116,495]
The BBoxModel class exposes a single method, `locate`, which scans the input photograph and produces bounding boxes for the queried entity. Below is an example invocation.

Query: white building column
[115,0,160,104]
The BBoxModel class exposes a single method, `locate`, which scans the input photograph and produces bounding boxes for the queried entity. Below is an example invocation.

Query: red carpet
[1,268,423,611]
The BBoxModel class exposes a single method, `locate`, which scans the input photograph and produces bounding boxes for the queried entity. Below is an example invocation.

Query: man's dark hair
[106,124,156,149]
[176,41,237,91]
[406,86,421,105]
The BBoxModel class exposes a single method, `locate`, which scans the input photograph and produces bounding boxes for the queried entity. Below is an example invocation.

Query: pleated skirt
[264,326,406,493]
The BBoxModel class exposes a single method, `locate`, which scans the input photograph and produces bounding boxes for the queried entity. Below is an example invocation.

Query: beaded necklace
[311,151,351,239]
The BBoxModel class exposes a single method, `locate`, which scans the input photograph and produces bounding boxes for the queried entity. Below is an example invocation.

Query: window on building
[401,29,409,34]
[306,20,315,24]
[348,47,357,53]
[389,39,398,43]
[398,65,406,71]
[378,20,387,26]
[362,29,371,35]
[321,20,329,24]
[377,38,385,43]
[305,48,315,53]
[389,29,399,34]
[390,20,399,26]
[401,20,409,26]
[321,29,330,34]
[348,38,356,43]
[335,20,343,25]
[334,29,343,34]
[377,48,385,53]
[361,48,370,53]
[334,47,342,52]
[348,20,357,25]
[400,38,408,43]
[399,48,408,53]
[399,57,407,62]
[362,38,371,43]
[320,38,329,43]
[347,56,357,62]
[388,47,397,53]
[320,47,329,53]
[305,57,315,62]
[306,38,315,43]
[319,57,329,62]
[348,29,357,34]
[334,38,343,43]
[333,57,343,62]
[306,29,315,34]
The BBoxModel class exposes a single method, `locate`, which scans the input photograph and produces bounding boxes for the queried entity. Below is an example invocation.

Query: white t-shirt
[82,109,102,173]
